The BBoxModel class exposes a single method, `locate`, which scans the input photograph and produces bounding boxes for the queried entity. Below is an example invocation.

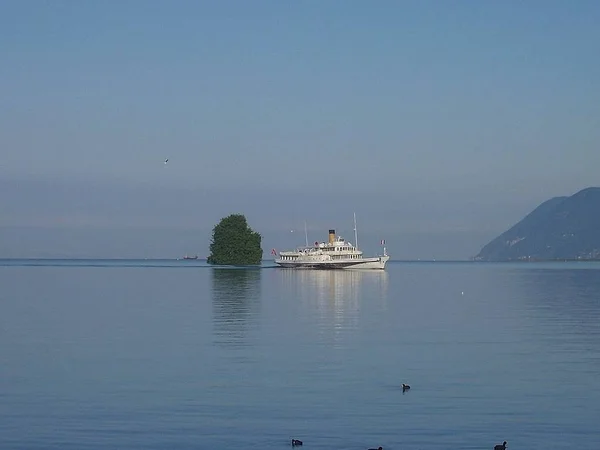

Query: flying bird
[164,158,169,164]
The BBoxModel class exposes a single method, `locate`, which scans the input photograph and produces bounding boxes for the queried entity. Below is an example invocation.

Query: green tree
[207,214,263,265]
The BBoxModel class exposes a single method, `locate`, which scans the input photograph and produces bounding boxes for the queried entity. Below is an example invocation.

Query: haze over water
[2,2,600,260]
[1,260,599,449]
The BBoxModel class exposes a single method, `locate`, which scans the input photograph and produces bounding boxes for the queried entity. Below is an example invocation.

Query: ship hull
[275,255,389,270]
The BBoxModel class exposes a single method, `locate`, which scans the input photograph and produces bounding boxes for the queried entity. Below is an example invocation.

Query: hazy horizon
[2,1,599,259]
[0,174,593,260]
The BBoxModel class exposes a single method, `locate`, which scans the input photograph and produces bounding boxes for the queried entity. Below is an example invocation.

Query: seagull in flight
[164,158,169,164]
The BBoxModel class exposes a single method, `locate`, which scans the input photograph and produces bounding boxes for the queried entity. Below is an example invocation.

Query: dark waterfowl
[494,441,507,450]
[402,383,410,392]
[291,439,303,446]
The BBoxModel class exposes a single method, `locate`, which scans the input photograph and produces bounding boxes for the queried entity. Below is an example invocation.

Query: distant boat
[182,254,198,260]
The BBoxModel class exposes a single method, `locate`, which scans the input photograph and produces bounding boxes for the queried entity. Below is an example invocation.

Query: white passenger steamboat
[273,215,389,270]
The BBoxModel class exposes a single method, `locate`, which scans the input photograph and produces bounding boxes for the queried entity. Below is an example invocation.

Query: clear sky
[1,0,599,259]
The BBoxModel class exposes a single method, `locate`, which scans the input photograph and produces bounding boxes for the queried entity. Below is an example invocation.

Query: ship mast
[353,212,359,250]
[304,220,309,247]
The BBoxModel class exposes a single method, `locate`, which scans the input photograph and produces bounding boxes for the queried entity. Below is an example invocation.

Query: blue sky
[1,1,599,259]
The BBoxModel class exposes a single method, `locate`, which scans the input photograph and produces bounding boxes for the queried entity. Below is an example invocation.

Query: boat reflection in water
[278,269,389,345]
[211,268,262,348]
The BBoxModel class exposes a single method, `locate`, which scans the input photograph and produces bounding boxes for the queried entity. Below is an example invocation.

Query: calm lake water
[1,260,599,450]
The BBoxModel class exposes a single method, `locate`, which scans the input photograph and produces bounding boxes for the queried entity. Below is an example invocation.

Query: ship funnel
[328,229,335,244]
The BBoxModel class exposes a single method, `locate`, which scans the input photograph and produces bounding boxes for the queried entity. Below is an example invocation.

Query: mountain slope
[475,187,600,261]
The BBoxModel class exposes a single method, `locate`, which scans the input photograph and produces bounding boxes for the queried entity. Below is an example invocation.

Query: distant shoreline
[1,258,599,263]
[472,258,600,263]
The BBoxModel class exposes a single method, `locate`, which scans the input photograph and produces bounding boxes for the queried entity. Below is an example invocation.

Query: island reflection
[211,267,262,348]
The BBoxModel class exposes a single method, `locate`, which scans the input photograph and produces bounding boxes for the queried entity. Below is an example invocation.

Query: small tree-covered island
[207,214,263,265]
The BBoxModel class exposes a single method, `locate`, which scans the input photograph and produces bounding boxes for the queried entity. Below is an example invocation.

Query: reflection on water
[211,268,262,347]
[278,269,389,344]
[515,268,600,347]
[3,262,600,449]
